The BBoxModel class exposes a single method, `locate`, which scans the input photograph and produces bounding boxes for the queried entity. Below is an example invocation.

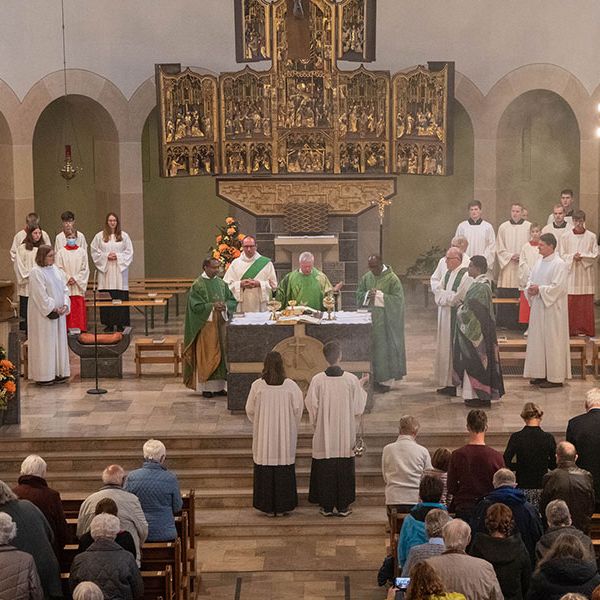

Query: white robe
[90,231,134,290]
[430,254,470,294]
[433,266,473,387]
[559,229,598,295]
[27,265,71,382]
[246,378,304,465]
[542,221,573,254]
[305,371,367,459]
[223,252,277,312]
[496,220,531,288]
[10,229,51,262]
[14,246,38,296]
[524,253,571,383]
[518,242,541,291]
[455,220,496,271]
[546,213,574,227]
[55,247,90,297]
[54,231,88,252]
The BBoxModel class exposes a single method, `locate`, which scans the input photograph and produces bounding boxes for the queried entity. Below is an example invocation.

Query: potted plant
[0,346,17,424]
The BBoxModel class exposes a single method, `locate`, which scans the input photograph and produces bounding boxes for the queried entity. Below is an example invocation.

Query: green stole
[241,255,270,280]
[443,266,468,335]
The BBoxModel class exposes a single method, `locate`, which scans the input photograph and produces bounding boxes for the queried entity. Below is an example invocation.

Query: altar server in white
[54,210,87,252]
[433,247,472,396]
[10,213,51,263]
[223,235,277,312]
[455,200,495,273]
[559,210,599,337]
[546,188,576,226]
[305,341,367,517]
[246,351,304,516]
[14,225,43,332]
[430,236,470,294]
[27,245,70,386]
[518,222,542,327]
[542,204,573,251]
[524,233,571,388]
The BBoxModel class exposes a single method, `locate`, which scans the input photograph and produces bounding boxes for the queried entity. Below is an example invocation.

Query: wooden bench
[388,508,410,577]
[135,337,182,377]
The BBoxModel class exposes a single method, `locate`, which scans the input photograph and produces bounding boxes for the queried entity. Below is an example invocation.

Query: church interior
[1,1,600,599]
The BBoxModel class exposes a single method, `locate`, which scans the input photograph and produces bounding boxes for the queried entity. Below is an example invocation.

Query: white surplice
[430,254,470,294]
[54,231,88,252]
[90,231,134,290]
[55,246,90,297]
[27,265,71,382]
[10,229,51,262]
[518,242,541,291]
[433,267,473,387]
[246,378,304,465]
[305,371,367,459]
[524,253,571,383]
[496,220,531,288]
[223,252,277,312]
[14,246,38,296]
[546,213,574,227]
[542,221,573,254]
[559,229,599,295]
[455,220,496,271]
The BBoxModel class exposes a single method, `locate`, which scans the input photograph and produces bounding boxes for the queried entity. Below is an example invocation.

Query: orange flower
[216,235,223,243]
[227,227,235,235]
[212,251,221,259]
[238,234,246,241]
[232,249,241,258]
[0,359,12,370]
[225,217,235,225]
[4,381,16,394]
[218,243,228,252]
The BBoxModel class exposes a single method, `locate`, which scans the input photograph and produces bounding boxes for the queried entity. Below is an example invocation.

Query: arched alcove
[32,94,120,241]
[496,90,580,224]
[141,107,228,277]
[0,110,14,278]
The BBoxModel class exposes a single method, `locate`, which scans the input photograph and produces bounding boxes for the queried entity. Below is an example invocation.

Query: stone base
[80,356,123,379]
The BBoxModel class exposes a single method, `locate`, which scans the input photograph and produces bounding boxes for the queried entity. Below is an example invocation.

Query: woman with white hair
[13,454,67,552]
[124,438,183,541]
[72,581,103,600]
[70,513,143,600]
[0,512,43,600]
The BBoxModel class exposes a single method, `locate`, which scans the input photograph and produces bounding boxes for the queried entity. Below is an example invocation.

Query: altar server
[542,204,573,251]
[454,201,496,273]
[305,341,367,517]
[14,225,43,332]
[246,351,304,516]
[27,245,70,385]
[56,232,90,331]
[90,212,134,332]
[524,233,571,388]
[54,210,87,252]
[518,223,542,326]
[546,189,576,225]
[559,210,598,337]
[223,235,277,312]
[10,212,51,263]
[430,236,470,294]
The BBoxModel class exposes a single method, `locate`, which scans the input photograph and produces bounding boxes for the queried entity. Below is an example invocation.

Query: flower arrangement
[0,347,16,411]
[210,216,247,271]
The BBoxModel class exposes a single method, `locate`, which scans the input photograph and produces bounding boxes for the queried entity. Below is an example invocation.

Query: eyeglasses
[243,244,256,248]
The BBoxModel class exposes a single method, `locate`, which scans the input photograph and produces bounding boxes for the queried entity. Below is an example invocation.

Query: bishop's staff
[371,193,392,259]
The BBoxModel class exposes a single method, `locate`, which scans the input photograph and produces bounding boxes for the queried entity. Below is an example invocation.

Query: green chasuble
[276,267,333,310]
[356,266,406,383]
[183,275,237,389]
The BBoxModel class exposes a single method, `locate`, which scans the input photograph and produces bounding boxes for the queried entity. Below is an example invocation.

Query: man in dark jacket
[540,441,595,534]
[470,467,543,562]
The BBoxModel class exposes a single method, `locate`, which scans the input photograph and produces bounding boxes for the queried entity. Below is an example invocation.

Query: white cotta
[14,245,39,296]
[559,229,599,295]
[55,247,90,296]
[27,265,71,382]
[433,267,473,387]
[542,221,573,256]
[245,378,304,465]
[496,220,531,288]
[304,371,367,459]
[429,253,470,294]
[518,242,541,291]
[524,252,571,383]
[54,230,88,252]
[223,252,278,312]
[455,220,496,270]
[90,231,134,290]
[10,229,51,262]
[546,213,574,227]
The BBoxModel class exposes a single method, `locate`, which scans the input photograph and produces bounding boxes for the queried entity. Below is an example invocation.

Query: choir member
[542,204,573,251]
[454,201,496,274]
[54,210,87,252]
[517,223,542,328]
[546,188,575,225]
[10,212,51,263]
[14,225,43,332]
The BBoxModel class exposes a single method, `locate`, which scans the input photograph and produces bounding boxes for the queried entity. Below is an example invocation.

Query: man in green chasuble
[276,251,342,310]
[183,257,237,397]
[356,255,406,393]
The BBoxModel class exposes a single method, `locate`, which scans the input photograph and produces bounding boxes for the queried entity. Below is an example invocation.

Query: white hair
[0,481,17,506]
[398,415,420,436]
[546,499,572,527]
[90,513,120,541]
[442,518,471,551]
[143,439,166,462]
[20,455,47,478]
[101,464,125,486]
[0,513,17,545]
[298,251,314,264]
[425,509,451,538]
[451,236,469,251]
[73,581,104,600]
[493,468,516,489]
[585,388,600,410]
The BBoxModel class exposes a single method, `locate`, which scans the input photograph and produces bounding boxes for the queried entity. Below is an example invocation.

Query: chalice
[323,293,336,320]
[266,299,281,321]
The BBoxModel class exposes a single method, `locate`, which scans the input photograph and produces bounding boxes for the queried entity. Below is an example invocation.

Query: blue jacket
[124,461,183,542]
[398,502,447,566]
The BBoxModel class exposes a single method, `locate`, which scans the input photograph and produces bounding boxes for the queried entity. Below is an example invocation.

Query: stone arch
[0,104,15,278]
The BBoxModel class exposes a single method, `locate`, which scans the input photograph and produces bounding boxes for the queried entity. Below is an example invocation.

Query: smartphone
[395,577,410,589]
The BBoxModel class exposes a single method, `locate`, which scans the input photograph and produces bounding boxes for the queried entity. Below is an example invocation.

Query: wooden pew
[388,508,410,578]
[141,540,184,600]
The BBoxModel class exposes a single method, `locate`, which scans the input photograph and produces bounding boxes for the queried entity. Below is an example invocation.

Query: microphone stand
[87,270,107,395]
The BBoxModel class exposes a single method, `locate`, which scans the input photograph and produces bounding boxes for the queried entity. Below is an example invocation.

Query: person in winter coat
[526,534,600,600]
[470,503,531,600]
[397,561,466,600]
[0,512,43,600]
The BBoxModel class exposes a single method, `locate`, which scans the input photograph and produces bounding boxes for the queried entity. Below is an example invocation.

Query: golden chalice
[323,293,336,320]
[266,299,281,321]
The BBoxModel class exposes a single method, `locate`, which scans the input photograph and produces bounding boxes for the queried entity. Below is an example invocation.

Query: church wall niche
[0,111,14,280]
[32,95,120,246]
[496,90,580,227]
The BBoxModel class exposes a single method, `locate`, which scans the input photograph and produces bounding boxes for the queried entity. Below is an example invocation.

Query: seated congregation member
[470,469,543,563]
[10,212,51,263]
[503,402,556,507]
[535,500,594,564]
[14,223,44,332]
[402,508,451,577]
[426,519,503,600]
[13,454,67,554]
[70,514,143,600]
[470,503,531,600]
[54,210,87,252]
[72,582,104,600]
[398,476,447,568]
[305,341,367,517]
[382,415,432,513]
[526,535,600,600]
[422,448,452,506]
[0,512,43,600]
[0,480,62,599]
[245,351,304,516]
[392,561,466,600]
[540,441,595,534]
[78,498,136,558]
[27,245,70,386]
[447,410,504,522]
[77,464,147,565]
[124,439,183,541]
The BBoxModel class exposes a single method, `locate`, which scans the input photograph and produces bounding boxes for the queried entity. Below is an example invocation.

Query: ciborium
[323,293,336,320]
[266,299,281,321]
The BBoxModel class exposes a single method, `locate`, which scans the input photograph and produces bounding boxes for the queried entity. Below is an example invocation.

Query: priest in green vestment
[183,257,237,397]
[276,251,342,310]
[356,255,406,393]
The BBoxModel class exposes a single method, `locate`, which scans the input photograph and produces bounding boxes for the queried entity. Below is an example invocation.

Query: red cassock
[518,291,530,324]
[67,295,87,331]
[568,294,595,337]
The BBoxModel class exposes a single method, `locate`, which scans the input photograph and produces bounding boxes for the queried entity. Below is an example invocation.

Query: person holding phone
[387,561,466,600]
